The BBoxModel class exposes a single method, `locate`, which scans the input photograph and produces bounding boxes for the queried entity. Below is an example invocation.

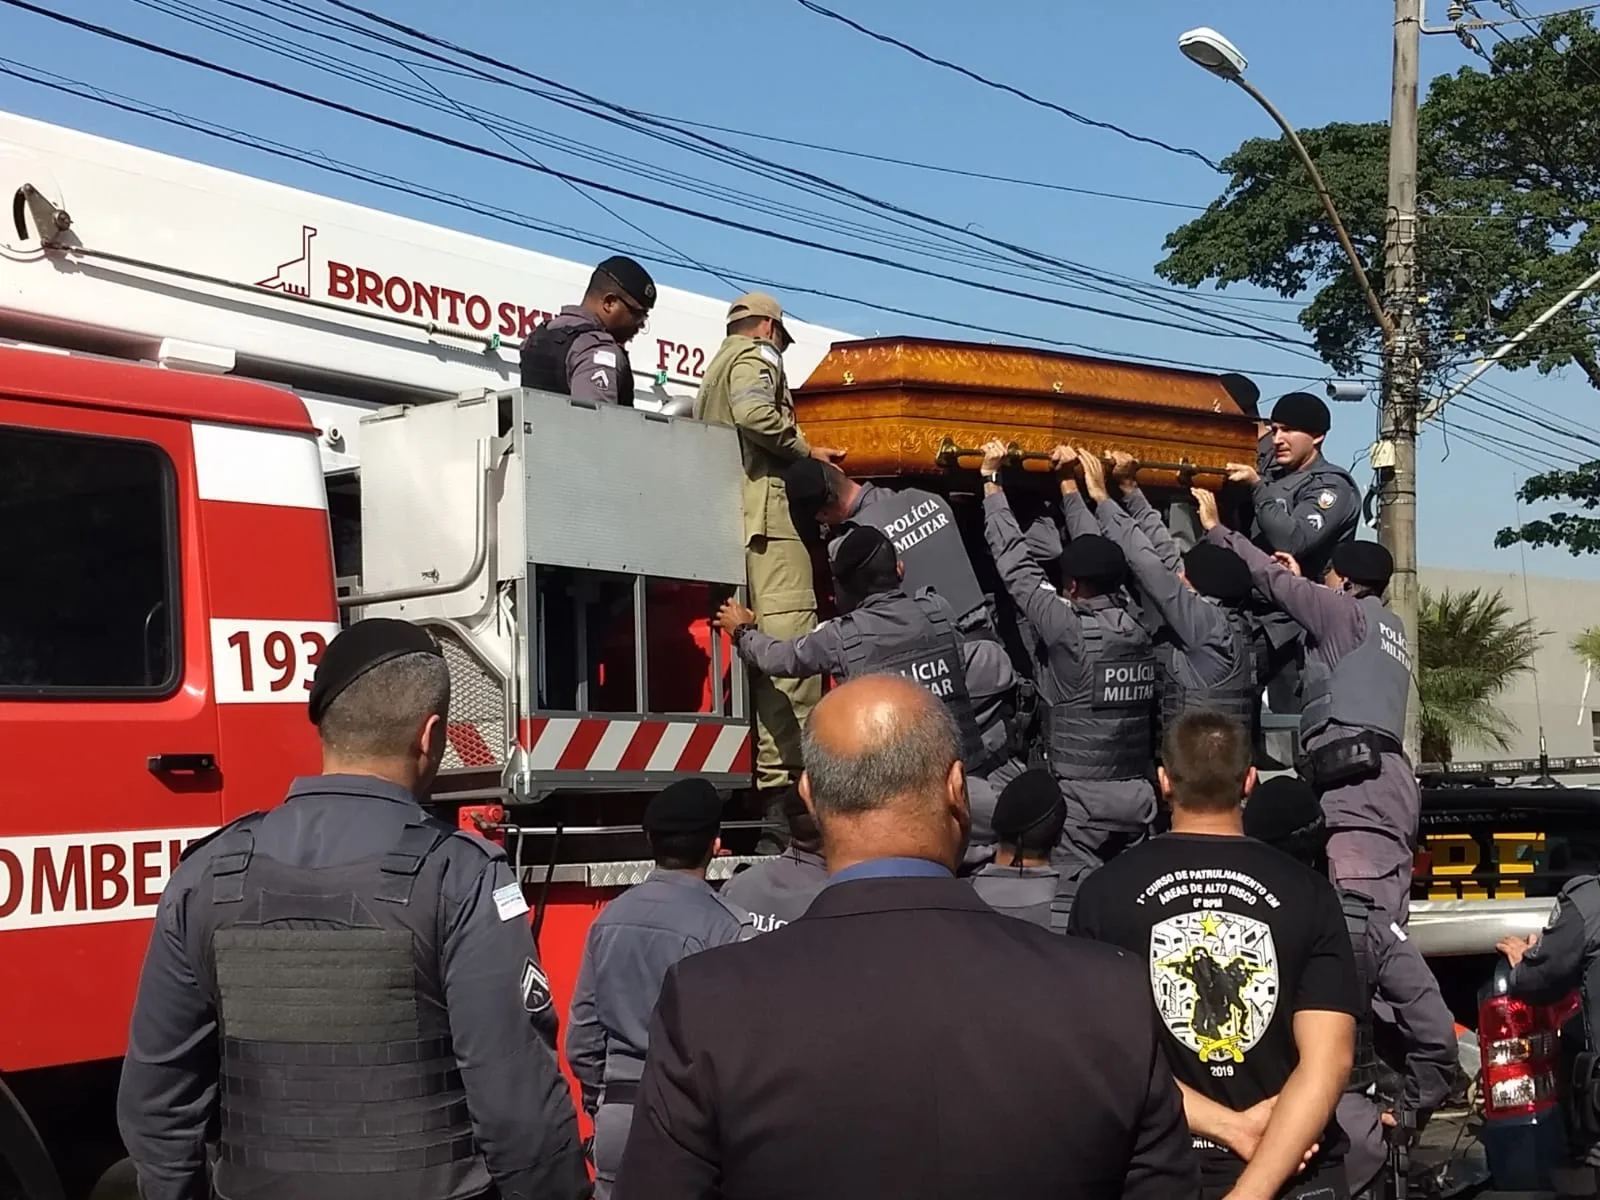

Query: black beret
[830,523,896,578]
[1218,372,1261,420]
[1060,533,1127,590]
[992,769,1065,839]
[1332,540,1394,590]
[597,255,657,311]
[783,458,830,515]
[1183,542,1253,603]
[1243,774,1324,846]
[642,777,724,836]
[1269,391,1331,436]
[308,618,441,725]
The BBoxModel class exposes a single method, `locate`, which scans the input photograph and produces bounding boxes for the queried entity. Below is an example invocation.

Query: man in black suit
[615,674,1198,1200]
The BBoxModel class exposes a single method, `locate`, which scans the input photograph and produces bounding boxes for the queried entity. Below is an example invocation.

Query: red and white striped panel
[518,717,752,776]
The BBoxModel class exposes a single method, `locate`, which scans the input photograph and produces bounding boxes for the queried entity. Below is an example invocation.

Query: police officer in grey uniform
[1201,501,1418,928]
[566,778,750,1199]
[979,441,1157,912]
[1203,505,1420,928]
[1078,450,1257,745]
[968,769,1066,930]
[721,785,828,933]
[785,458,995,639]
[716,524,1018,852]
[1501,876,1600,1182]
[520,255,655,407]
[1227,391,1361,712]
[1247,775,1459,1198]
[116,620,586,1200]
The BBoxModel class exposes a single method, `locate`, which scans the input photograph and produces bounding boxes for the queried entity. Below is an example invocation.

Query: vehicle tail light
[1478,988,1572,1119]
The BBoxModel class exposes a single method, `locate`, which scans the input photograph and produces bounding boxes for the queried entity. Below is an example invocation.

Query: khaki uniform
[695,334,820,790]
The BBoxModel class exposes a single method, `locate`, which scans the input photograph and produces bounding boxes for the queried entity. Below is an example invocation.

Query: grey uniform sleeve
[983,490,1085,653]
[565,932,606,1117]
[733,620,845,678]
[1251,474,1360,564]
[1370,922,1458,1112]
[1509,894,1589,995]
[116,868,217,1200]
[1206,525,1365,658]
[565,330,625,406]
[1098,501,1218,650]
[440,849,587,1200]
[1121,486,1182,572]
[1060,489,1101,542]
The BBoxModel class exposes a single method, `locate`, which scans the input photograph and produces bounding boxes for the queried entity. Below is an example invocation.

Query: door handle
[147,753,217,774]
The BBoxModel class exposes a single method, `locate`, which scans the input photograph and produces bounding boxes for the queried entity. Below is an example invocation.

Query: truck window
[0,424,179,695]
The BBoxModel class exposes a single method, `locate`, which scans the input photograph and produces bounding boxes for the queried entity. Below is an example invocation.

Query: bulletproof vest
[1252,461,1358,580]
[1300,594,1411,750]
[191,817,486,1200]
[837,588,987,770]
[1341,888,1379,1094]
[1045,600,1157,781]
[852,485,987,626]
[1563,877,1600,1046]
[520,316,634,407]
[1156,602,1256,735]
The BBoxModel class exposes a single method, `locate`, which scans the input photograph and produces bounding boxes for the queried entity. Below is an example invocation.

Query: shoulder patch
[1315,489,1337,510]
[178,811,264,863]
[521,958,552,1014]
[759,344,781,367]
[590,349,617,369]
[493,881,529,922]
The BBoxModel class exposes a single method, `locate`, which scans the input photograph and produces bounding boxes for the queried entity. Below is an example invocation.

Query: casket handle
[935,437,1229,478]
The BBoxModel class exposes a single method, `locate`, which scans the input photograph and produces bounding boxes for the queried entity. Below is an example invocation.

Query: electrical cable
[273,0,1311,345]
[1492,0,1600,87]
[3,0,1335,356]
[0,56,1334,385]
[788,0,1222,170]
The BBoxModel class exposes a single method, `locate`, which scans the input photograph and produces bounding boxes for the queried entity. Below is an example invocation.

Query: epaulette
[178,810,266,863]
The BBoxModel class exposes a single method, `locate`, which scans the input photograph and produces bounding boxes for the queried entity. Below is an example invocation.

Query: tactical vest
[520,316,634,407]
[1045,602,1157,781]
[191,817,486,1200]
[1156,603,1257,735]
[1300,594,1411,750]
[852,484,987,627]
[837,588,988,770]
[1341,888,1379,1094]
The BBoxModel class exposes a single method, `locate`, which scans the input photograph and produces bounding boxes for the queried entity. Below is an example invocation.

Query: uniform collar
[285,774,422,810]
[845,481,879,520]
[975,862,1059,879]
[645,867,716,892]
[558,303,603,329]
[786,846,826,869]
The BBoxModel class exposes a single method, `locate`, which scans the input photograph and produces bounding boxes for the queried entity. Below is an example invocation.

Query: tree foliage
[1571,626,1600,672]
[1159,12,1600,388]
[1417,587,1541,763]
[1159,13,1600,553]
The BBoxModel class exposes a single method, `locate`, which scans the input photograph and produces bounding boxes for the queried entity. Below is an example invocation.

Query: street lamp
[1176,27,1395,347]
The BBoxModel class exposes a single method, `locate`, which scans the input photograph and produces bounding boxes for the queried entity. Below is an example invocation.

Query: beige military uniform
[696,334,820,791]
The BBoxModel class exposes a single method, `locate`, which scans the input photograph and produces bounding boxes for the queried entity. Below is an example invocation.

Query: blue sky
[5,0,1599,578]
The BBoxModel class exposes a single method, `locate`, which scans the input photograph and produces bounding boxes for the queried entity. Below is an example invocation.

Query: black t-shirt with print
[1068,833,1359,1188]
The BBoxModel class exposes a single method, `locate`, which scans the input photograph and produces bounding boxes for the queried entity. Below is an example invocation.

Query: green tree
[1417,587,1541,764]
[1159,11,1600,389]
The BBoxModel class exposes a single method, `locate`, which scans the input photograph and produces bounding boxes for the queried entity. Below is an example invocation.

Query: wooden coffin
[793,337,1259,489]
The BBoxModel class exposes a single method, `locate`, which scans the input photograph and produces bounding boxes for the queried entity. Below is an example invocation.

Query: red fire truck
[0,107,856,1198]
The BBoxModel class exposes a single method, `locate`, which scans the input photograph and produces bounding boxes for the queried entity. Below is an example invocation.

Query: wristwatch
[981,470,1001,485]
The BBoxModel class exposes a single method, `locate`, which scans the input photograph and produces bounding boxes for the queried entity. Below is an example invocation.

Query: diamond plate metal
[437,628,507,770]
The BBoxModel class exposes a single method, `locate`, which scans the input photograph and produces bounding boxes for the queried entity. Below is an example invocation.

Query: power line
[660,118,1211,212]
[9,0,1327,359]
[0,57,1332,388]
[289,0,1304,345]
[1491,0,1600,87]
[788,0,1222,171]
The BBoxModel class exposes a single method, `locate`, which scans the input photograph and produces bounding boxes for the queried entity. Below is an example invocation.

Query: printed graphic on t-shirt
[1149,909,1280,1065]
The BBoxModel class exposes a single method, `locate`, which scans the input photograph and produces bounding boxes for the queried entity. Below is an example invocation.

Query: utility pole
[1381,0,1423,759]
